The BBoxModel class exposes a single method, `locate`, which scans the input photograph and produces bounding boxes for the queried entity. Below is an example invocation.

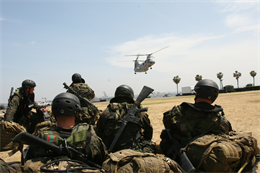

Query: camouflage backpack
[22,155,102,172]
[163,103,229,145]
[102,149,181,173]
[0,158,21,173]
[0,118,26,151]
[106,102,155,153]
[69,83,94,101]
[184,132,259,172]
[68,83,99,125]
[40,123,93,153]
[23,123,98,172]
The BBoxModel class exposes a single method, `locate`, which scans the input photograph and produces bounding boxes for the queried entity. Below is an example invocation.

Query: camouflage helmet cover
[22,79,36,89]
[52,92,81,116]
[194,79,219,103]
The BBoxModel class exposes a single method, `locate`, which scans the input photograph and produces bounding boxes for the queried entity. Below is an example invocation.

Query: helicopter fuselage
[134,57,155,72]
[126,46,169,74]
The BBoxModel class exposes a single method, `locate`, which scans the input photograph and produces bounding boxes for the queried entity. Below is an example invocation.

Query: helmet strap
[194,94,198,102]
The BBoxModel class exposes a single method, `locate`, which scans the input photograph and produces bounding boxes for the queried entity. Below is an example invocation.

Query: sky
[0,0,259,103]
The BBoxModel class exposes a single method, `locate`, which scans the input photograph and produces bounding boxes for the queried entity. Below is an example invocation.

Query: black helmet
[72,73,84,83]
[22,79,36,89]
[115,85,134,99]
[194,79,219,103]
[52,92,81,116]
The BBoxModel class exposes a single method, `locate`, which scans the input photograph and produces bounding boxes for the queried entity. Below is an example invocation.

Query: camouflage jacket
[162,102,232,146]
[4,88,40,123]
[67,83,97,125]
[95,102,154,153]
[68,83,95,103]
[25,123,107,165]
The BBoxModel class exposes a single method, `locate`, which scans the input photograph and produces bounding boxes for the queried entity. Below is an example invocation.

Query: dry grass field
[1,90,260,172]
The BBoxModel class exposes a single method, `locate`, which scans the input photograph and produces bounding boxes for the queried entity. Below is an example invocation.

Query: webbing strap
[195,141,218,171]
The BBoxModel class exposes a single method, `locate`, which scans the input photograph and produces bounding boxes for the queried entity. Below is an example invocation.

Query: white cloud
[215,1,259,33]
[215,1,258,13]
[107,33,224,68]
[106,31,258,89]
[0,17,6,21]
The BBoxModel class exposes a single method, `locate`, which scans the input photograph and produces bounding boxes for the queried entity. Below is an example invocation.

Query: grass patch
[219,91,260,97]
[249,100,260,103]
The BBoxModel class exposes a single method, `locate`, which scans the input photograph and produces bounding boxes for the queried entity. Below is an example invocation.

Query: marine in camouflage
[162,102,232,147]
[160,101,234,169]
[25,123,107,166]
[4,88,44,133]
[67,83,98,125]
[96,102,155,153]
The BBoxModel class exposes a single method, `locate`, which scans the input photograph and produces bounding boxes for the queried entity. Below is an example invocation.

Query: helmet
[72,73,84,83]
[51,92,81,116]
[194,79,219,103]
[115,85,134,99]
[22,79,36,89]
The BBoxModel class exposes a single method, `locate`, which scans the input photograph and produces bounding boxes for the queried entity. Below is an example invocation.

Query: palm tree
[173,76,181,94]
[250,70,257,86]
[233,70,241,88]
[217,72,223,90]
[195,74,202,82]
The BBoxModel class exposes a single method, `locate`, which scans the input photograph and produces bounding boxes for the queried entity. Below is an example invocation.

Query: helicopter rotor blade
[125,54,147,56]
[150,46,169,55]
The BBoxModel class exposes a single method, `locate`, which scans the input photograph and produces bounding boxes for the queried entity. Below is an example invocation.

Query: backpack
[22,155,102,173]
[69,83,94,101]
[106,102,153,152]
[40,123,92,152]
[68,83,99,125]
[184,132,259,172]
[102,149,181,173]
[0,119,26,151]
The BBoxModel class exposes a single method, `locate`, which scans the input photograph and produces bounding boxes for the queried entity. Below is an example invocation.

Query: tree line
[173,70,257,94]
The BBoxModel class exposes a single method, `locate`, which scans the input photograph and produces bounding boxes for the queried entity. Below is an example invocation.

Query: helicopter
[126,46,169,74]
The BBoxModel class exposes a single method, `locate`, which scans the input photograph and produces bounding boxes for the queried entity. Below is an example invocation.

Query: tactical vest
[40,123,92,157]
[105,102,142,151]
[168,102,223,143]
[9,88,35,122]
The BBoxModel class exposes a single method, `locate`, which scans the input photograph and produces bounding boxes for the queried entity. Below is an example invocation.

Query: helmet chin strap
[194,94,198,102]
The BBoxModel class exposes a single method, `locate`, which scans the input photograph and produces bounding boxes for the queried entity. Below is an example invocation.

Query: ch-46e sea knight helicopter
[126,46,169,74]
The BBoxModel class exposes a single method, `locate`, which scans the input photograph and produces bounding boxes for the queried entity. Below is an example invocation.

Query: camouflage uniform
[96,102,155,153]
[25,123,108,166]
[4,88,44,133]
[67,83,98,125]
[160,102,232,158]
[0,158,20,173]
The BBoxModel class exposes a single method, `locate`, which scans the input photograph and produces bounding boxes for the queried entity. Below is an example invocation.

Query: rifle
[163,129,195,173]
[108,85,154,153]
[8,87,14,103]
[63,82,99,115]
[13,131,103,171]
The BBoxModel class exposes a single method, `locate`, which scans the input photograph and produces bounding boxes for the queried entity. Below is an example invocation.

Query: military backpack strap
[67,123,93,157]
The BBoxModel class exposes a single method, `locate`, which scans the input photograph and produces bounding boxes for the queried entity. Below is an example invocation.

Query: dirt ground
[1,90,260,171]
